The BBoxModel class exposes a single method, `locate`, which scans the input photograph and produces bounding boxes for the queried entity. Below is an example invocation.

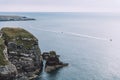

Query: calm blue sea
[0,12,120,80]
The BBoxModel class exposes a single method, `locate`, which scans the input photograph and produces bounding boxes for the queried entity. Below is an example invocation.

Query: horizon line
[0,11,120,13]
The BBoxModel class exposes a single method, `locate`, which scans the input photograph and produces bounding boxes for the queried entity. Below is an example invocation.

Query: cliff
[0,27,43,80]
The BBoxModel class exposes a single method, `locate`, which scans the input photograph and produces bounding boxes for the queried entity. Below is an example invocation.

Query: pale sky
[0,0,120,12]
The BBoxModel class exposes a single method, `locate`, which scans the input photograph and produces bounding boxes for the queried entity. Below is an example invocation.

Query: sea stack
[42,51,68,72]
[0,27,43,80]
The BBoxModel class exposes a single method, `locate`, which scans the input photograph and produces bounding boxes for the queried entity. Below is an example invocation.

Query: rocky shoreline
[0,27,68,80]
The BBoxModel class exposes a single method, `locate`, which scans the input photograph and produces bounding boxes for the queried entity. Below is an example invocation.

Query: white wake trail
[65,32,108,41]
[37,29,109,41]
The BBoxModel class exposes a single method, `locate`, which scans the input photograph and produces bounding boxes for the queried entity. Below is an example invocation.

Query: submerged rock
[42,51,68,72]
[0,27,43,80]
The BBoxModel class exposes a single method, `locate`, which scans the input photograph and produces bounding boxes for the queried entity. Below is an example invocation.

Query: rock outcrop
[0,27,43,80]
[42,51,68,72]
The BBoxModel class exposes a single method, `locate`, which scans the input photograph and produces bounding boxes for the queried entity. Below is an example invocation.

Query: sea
[0,12,120,80]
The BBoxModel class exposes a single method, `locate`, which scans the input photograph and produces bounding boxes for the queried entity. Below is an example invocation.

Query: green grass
[1,27,37,49]
[0,38,8,66]
[0,38,4,45]
[1,27,36,39]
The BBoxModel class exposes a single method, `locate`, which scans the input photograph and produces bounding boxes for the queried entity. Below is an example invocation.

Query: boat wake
[36,28,110,41]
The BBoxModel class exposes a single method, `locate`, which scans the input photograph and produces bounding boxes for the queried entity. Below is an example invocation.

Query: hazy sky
[0,0,120,12]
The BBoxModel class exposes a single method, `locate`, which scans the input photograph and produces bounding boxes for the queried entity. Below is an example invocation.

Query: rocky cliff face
[0,27,43,80]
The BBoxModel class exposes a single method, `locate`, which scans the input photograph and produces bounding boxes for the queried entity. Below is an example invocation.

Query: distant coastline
[0,15,35,21]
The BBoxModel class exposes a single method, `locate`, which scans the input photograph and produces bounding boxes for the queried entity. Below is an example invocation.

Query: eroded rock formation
[42,51,68,72]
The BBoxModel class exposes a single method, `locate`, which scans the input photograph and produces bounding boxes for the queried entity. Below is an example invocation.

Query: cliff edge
[0,27,43,80]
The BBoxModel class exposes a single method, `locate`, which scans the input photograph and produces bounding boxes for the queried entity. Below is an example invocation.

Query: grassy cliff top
[1,27,38,49]
[1,27,36,39]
